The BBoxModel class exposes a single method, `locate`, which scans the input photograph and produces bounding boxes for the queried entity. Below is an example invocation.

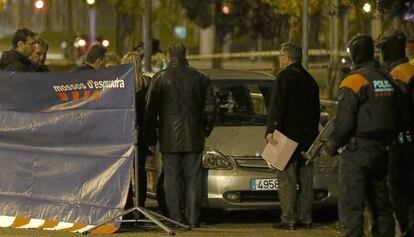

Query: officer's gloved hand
[322,140,338,157]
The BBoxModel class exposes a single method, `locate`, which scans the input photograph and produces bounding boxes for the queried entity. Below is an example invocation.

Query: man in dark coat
[266,42,320,230]
[76,44,107,71]
[323,35,396,237]
[0,28,36,72]
[145,43,216,227]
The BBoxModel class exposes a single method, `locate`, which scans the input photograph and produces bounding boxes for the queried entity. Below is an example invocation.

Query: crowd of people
[0,27,413,236]
[0,27,214,229]
[0,28,167,74]
[0,28,49,72]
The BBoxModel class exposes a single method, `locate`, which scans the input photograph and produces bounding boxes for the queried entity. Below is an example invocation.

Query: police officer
[377,30,414,237]
[323,34,396,237]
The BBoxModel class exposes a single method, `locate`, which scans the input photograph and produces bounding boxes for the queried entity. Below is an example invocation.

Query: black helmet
[348,34,374,65]
[376,30,406,64]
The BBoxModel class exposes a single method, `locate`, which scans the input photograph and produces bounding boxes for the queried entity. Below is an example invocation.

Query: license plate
[251,178,278,191]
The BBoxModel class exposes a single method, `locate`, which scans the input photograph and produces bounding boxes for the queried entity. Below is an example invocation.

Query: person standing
[31,38,50,72]
[0,28,36,72]
[103,52,121,68]
[121,52,150,208]
[377,31,414,237]
[75,44,107,71]
[145,43,216,228]
[323,34,396,237]
[132,42,145,59]
[150,39,167,73]
[266,42,320,230]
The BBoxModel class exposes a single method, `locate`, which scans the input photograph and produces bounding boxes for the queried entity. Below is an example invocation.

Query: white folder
[262,130,298,171]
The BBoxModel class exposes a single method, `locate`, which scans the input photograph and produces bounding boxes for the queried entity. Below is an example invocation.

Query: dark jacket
[144,59,217,153]
[34,64,50,72]
[326,61,397,152]
[388,57,414,132]
[266,62,320,150]
[136,76,150,139]
[0,49,36,72]
[135,75,151,157]
[75,63,95,71]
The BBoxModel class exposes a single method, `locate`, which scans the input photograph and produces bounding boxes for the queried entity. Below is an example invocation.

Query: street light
[102,39,109,47]
[78,39,86,47]
[363,3,371,13]
[34,0,44,9]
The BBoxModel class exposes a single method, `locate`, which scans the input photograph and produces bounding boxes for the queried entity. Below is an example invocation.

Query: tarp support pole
[82,146,190,235]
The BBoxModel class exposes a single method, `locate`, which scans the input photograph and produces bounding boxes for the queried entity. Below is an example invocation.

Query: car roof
[144,69,275,81]
[199,69,275,81]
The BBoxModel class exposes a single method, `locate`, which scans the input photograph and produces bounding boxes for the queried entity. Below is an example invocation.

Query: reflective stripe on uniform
[391,62,414,84]
[340,73,369,93]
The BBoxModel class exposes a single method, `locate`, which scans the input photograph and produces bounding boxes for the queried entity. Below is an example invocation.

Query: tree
[262,0,328,41]
[343,0,414,37]
[66,0,75,61]
[343,0,409,16]
[177,0,289,68]
[221,1,288,40]
[107,0,143,55]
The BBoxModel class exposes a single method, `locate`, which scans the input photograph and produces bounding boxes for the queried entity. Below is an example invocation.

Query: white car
[145,69,339,212]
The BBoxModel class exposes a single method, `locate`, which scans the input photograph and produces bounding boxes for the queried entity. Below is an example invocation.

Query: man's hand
[266,133,278,146]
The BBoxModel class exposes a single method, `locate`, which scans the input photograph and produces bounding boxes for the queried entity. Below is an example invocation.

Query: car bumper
[202,167,338,211]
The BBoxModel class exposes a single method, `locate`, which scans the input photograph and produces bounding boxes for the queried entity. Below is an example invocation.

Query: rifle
[302,119,334,165]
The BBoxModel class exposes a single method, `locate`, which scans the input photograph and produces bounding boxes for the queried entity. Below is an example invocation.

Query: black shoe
[272,222,296,230]
[297,222,312,229]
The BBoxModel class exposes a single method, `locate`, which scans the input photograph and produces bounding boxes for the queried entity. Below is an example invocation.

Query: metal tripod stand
[83,145,190,235]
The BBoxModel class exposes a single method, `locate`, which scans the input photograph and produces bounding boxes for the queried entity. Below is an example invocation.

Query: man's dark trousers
[389,142,414,237]
[163,152,203,225]
[339,138,395,237]
[277,151,313,225]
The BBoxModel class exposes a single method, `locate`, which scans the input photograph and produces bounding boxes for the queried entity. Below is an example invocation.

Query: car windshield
[213,80,273,126]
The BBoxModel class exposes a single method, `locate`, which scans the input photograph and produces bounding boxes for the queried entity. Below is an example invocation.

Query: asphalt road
[0,201,342,237]
[1,198,404,237]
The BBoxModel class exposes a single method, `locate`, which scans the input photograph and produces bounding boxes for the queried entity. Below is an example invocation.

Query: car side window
[216,86,252,114]
[212,80,273,126]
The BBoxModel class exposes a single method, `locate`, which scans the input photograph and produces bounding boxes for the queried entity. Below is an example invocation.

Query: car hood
[205,126,266,157]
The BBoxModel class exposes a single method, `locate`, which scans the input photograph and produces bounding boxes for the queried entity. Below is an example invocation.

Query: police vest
[348,66,397,138]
